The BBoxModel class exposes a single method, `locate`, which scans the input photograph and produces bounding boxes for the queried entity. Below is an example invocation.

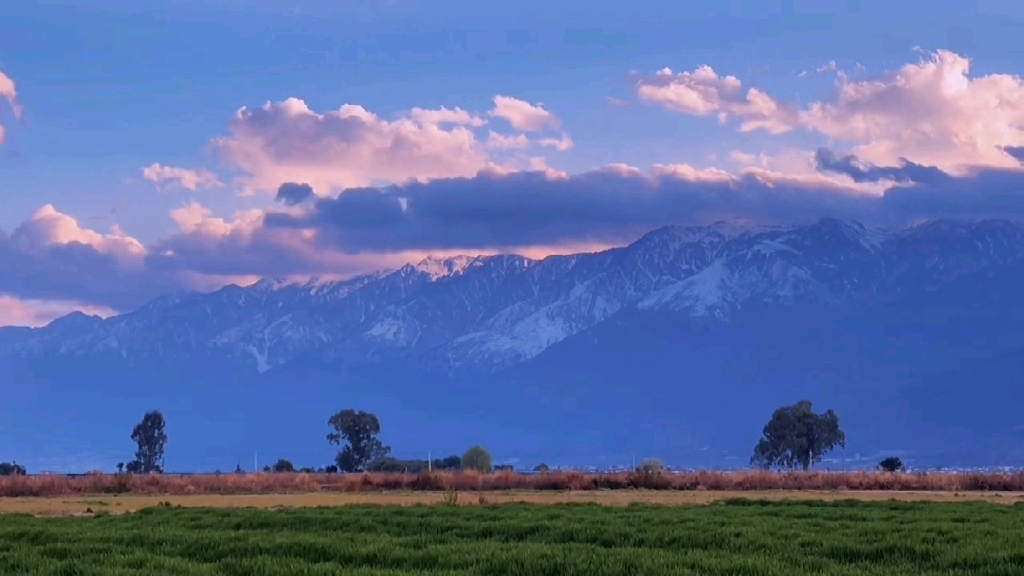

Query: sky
[2,0,1024,326]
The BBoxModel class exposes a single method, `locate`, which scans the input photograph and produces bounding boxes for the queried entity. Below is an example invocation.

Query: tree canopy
[0,462,26,476]
[879,456,904,472]
[751,400,845,471]
[128,410,167,474]
[326,409,391,472]
[461,445,493,473]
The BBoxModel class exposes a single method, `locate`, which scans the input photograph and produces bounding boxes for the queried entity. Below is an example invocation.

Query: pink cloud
[640,50,1024,174]
[800,49,1024,172]
[12,205,146,262]
[210,98,492,194]
[0,295,115,328]
[637,66,798,135]
[0,69,23,145]
[489,95,562,132]
[486,131,531,150]
[142,163,223,191]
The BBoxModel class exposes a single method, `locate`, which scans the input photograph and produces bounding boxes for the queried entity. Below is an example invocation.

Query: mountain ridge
[4,217,1024,375]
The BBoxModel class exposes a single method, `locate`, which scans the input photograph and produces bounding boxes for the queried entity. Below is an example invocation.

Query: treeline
[4,401,910,476]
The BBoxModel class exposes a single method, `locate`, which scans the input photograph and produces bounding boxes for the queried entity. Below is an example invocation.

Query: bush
[879,457,904,472]
[269,459,295,473]
[461,446,493,473]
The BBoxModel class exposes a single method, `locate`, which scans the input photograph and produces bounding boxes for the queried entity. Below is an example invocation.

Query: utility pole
[254,451,258,473]
[428,451,432,472]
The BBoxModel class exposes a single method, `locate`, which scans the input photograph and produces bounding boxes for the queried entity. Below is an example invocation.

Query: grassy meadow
[2,500,1023,575]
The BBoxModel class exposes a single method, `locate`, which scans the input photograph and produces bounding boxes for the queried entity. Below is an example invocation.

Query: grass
[1,500,1024,575]
[5,469,1024,498]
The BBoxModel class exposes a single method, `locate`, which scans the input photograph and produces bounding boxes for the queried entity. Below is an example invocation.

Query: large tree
[326,409,391,472]
[127,410,167,474]
[751,400,845,471]
[461,445,493,473]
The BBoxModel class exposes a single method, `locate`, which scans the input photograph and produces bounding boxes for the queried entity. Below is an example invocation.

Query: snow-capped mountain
[4,217,1024,374]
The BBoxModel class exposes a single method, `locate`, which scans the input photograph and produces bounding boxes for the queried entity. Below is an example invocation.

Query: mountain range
[4,217,1024,472]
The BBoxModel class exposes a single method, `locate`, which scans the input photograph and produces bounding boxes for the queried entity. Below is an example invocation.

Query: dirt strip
[3,490,1022,517]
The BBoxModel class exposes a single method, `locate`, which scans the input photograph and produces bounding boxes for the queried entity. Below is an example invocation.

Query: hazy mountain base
[5,276,1024,472]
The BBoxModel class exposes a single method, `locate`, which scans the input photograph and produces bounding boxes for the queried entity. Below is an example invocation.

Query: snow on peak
[250,277,297,292]
[413,255,487,281]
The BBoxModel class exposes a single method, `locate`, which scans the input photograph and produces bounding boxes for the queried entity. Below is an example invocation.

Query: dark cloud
[0,232,174,310]
[8,159,1024,315]
[275,182,315,205]
[264,168,883,252]
[1001,146,1024,163]
[814,148,950,185]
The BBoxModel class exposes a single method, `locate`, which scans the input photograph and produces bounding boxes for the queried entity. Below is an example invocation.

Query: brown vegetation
[3,470,1024,498]
[4,489,1024,517]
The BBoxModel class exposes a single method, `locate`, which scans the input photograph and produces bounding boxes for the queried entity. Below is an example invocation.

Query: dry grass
[3,489,1023,517]
[3,470,1024,499]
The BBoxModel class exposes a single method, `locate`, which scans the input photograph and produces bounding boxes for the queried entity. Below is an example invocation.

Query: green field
[2,500,1023,575]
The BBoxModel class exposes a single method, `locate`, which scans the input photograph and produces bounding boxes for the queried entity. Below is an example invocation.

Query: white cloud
[0,295,115,328]
[637,66,798,135]
[142,163,222,191]
[0,69,23,145]
[490,95,562,132]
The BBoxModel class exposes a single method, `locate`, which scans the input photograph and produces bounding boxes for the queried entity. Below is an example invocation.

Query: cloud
[637,66,798,134]
[800,50,1024,172]
[642,50,1024,173]
[142,163,222,191]
[10,156,1024,314]
[0,69,23,145]
[814,148,950,185]
[263,165,880,252]
[210,98,493,194]
[12,205,146,261]
[408,106,485,127]
[486,132,530,150]
[275,182,315,205]
[489,96,562,132]
[0,208,165,310]
[1001,146,1024,162]
[0,295,115,328]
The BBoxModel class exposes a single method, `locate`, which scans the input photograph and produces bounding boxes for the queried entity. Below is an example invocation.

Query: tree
[128,411,167,474]
[533,463,550,473]
[437,455,462,470]
[751,400,845,471]
[270,459,295,473]
[326,409,391,472]
[638,459,665,473]
[461,445,493,473]
[879,456,904,472]
[0,462,26,476]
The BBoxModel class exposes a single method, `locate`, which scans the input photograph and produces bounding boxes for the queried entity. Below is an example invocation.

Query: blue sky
[2,0,1024,325]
